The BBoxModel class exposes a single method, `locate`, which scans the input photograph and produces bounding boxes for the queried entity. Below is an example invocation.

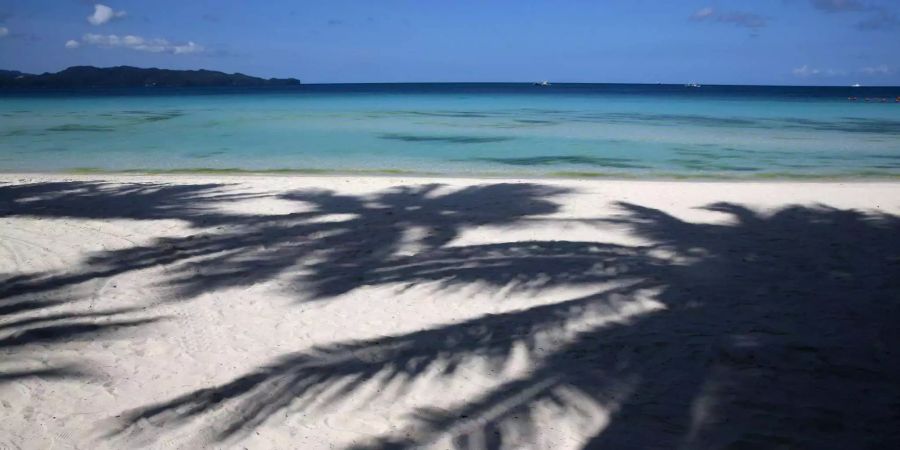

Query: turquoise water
[1,84,899,177]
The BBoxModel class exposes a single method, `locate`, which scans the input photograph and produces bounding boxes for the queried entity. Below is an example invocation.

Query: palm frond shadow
[95,192,899,448]
[0,365,90,384]
[3,181,899,447]
[0,181,250,382]
[0,181,568,388]
[3,182,569,302]
[0,270,163,382]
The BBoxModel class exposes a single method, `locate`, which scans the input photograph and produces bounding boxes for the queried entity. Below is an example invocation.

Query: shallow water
[1,83,899,178]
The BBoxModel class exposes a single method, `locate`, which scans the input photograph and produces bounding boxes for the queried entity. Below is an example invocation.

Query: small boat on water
[533,80,551,86]
[851,83,861,87]
[685,82,701,88]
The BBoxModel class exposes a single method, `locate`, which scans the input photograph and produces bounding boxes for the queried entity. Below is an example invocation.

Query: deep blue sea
[1,83,899,178]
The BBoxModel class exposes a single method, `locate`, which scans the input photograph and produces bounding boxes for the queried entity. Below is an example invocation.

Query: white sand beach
[1,174,899,449]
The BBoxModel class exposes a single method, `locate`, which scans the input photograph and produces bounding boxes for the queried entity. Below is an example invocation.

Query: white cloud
[689,6,767,29]
[65,39,81,49]
[793,65,821,77]
[173,42,203,55]
[0,26,8,37]
[859,64,892,75]
[792,65,845,77]
[692,7,715,19]
[87,4,126,26]
[76,33,204,54]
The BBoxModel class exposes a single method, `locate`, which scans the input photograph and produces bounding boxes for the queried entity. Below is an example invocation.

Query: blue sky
[0,0,898,85]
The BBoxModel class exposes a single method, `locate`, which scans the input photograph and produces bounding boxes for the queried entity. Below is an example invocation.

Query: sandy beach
[1,173,899,449]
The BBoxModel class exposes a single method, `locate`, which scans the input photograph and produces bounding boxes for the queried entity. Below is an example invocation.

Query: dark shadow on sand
[1,180,899,448]
[0,181,253,382]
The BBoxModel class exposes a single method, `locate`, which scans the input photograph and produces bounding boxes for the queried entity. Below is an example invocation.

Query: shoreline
[3,169,900,183]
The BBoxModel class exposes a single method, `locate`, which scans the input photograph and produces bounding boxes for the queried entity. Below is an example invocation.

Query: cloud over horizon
[690,7,768,29]
[791,65,846,77]
[859,64,892,75]
[67,33,204,55]
[87,4,126,26]
[793,63,892,78]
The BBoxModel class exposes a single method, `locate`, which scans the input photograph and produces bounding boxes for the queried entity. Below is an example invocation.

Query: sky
[0,0,898,85]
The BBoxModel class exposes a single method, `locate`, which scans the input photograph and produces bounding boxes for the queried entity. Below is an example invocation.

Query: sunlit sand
[2,174,898,448]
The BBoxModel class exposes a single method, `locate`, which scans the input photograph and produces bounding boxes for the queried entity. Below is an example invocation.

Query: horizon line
[297,81,900,88]
[3,66,900,89]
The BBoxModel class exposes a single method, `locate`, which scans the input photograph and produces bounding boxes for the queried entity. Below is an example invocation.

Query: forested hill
[0,66,301,88]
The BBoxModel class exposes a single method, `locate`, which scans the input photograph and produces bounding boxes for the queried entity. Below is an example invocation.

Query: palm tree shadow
[101,197,900,449]
[0,181,570,390]
[0,272,163,383]
[4,180,898,447]
[2,182,570,302]
[0,180,249,383]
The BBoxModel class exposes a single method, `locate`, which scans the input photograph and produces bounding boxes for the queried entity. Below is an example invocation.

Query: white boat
[851,83,861,87]
[533,80,551,86]
[685,82,701,88]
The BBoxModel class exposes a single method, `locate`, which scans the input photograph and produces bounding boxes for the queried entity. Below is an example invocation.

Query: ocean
[1,83,899,178]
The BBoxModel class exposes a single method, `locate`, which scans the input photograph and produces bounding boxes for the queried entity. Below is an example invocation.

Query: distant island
[0,66,301,88]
